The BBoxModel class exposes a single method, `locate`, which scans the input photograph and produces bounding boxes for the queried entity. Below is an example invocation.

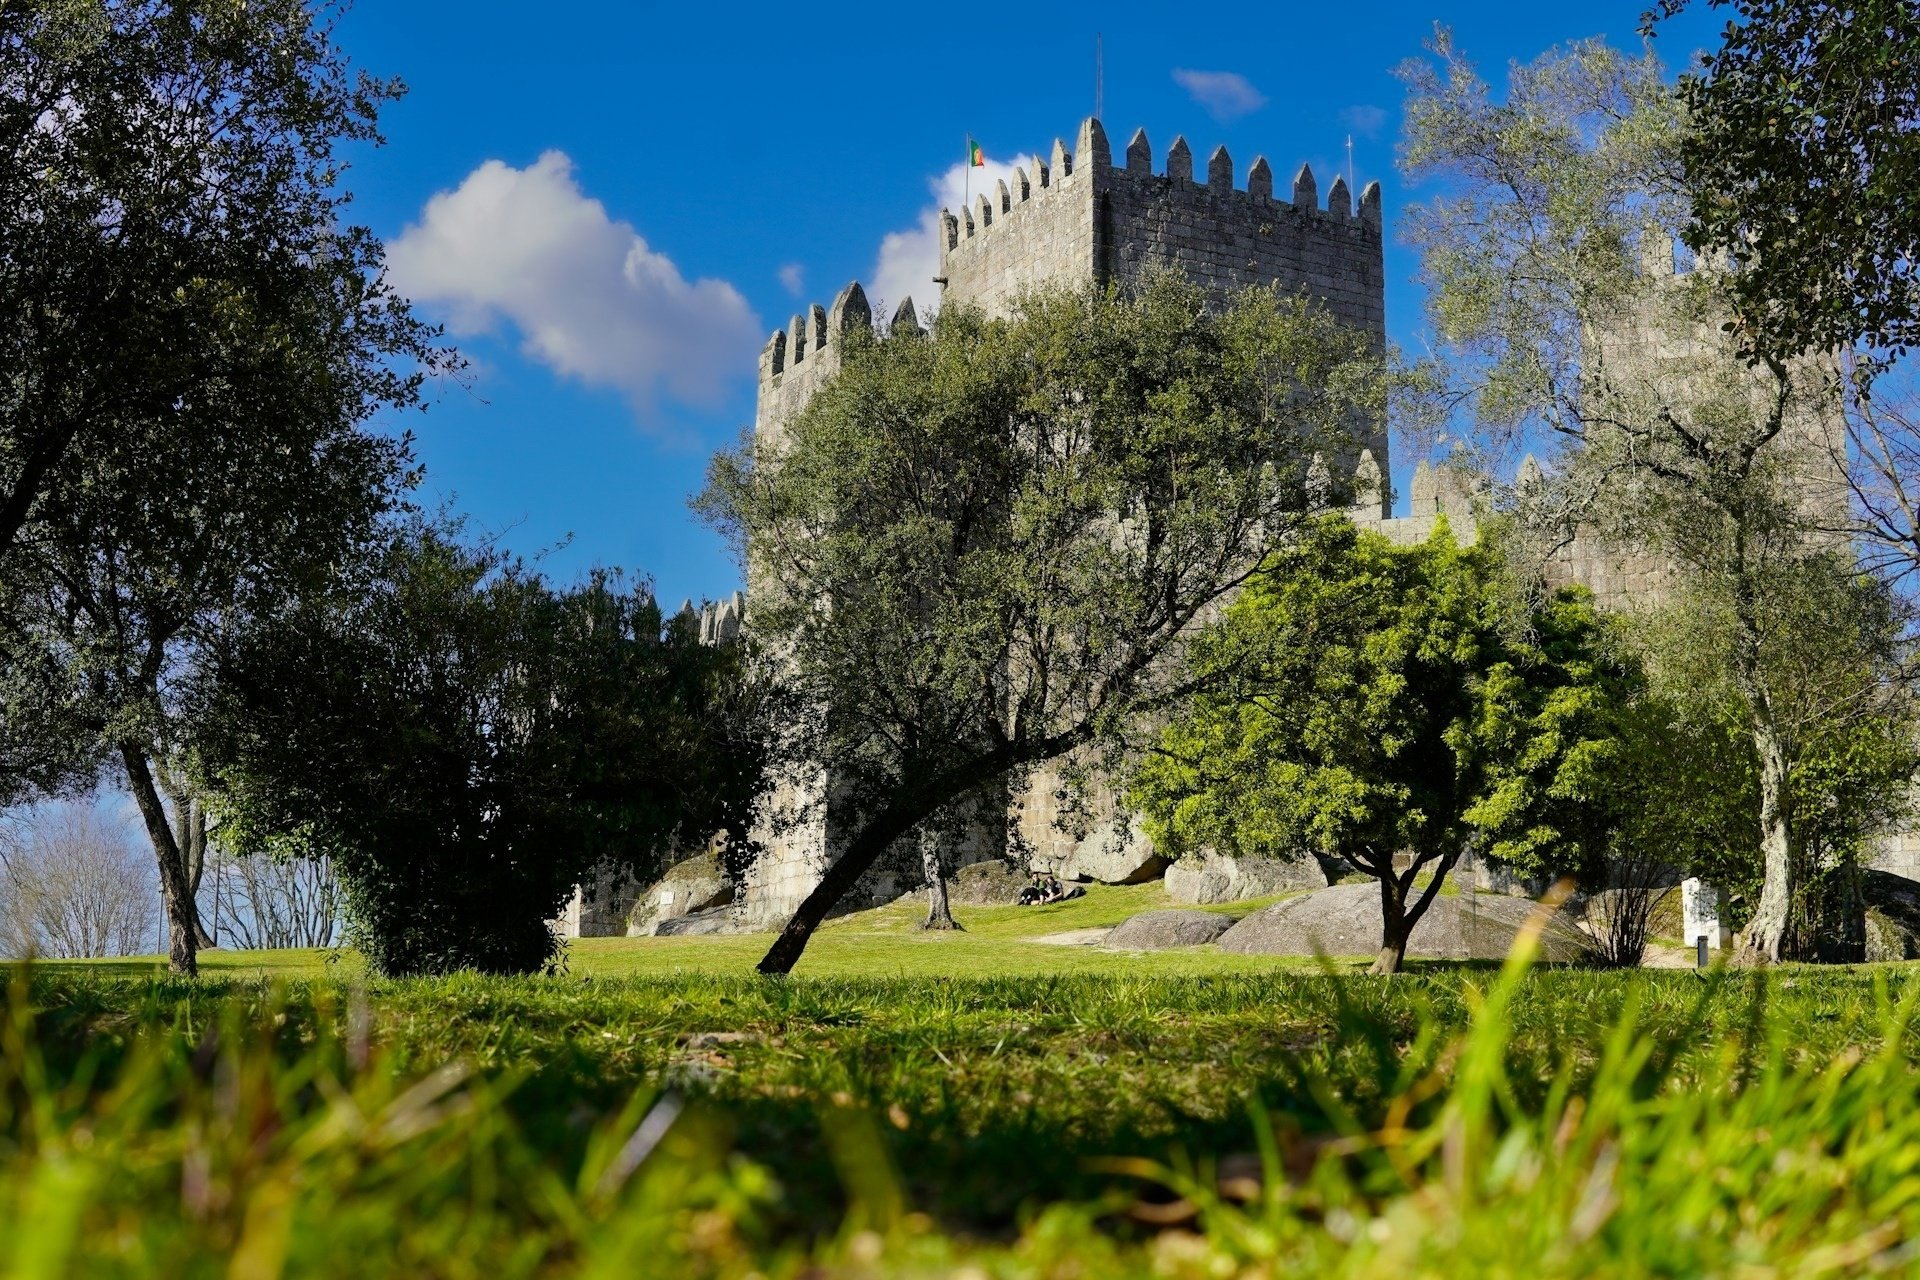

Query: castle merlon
[1078,116,1110,169]
[1207,145,1233,192]
[1166,135,1193,182]
[1326,176,1350,220]
[1248,156,1273,200]
[890,297,920,337]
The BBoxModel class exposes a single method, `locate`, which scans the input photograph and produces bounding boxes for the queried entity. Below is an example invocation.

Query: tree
[1623,559,1917,958]
[700,276,1383,974]
[195,523,764,977]
[1650,0,1920,366]
[0,801,157,959]
[1128,518,1632,974]
[1401,33,1850,963]
[199,846,341,951]
[0,1,452,974]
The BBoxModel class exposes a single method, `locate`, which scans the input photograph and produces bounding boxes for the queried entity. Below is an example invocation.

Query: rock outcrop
[628,852,736,936]
[1104,909,1234,950]
[1216,883,1596,962]
[1864,869,1920,961]
[1032,814,1170,885]
[1164,850,1328,904]
[951,859,1030,906]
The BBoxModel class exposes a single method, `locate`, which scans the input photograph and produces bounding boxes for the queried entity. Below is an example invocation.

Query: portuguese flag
[968,138,985,167]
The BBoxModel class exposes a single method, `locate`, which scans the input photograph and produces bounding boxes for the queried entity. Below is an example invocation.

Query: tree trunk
[758,788,952,974]
[1735,700,1793,966]
[120,743,198,976]
[158,769,216,948]
[920,827,961,931]
[1372,872,1410,975]
[187,803,214,948]
[1368,849,1462,976]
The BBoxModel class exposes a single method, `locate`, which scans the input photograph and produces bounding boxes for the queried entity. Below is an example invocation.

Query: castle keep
[741,117,1394,926]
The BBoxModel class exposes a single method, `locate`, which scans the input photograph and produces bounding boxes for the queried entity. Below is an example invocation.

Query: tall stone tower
[741,116,1393,924]
[940,117,1388,475]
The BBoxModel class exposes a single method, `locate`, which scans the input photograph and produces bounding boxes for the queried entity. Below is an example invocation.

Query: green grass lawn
[74,882,1351,981]
[11,888,1920,1276]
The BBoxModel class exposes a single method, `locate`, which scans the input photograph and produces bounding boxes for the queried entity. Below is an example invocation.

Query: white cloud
[1340,104,1389,140]
[777,262,806,297]
[870,152,1035,321]
[1172,69,1267,122]
[387,151,760,417]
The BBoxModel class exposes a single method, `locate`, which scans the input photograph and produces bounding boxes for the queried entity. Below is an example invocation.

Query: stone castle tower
[740,117,1394,924]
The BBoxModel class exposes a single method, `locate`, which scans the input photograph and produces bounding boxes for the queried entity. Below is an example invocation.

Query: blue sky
[334,0,1727,610]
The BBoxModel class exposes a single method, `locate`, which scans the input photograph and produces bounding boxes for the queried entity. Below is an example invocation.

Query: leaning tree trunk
[920,827,962,931]
[120,743,199,976]
[757,748,1037,973]
[759,806,924,974]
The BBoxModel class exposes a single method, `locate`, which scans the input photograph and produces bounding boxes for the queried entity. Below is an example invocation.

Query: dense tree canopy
[1656,0,1920,365]
[702,276,1384,974]
[1622,558,1917,957]
[195,524,764,977]
[1129,518,1635,973]
[1400,32,1852,962]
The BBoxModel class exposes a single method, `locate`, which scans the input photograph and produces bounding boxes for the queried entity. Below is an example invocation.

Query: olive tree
[701,276,1383,975]
[1401,34,1851,962]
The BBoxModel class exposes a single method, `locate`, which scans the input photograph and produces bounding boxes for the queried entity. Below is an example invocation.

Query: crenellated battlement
[939,120,1380,250]
[755,280,932,445]
[936,117,1385,339]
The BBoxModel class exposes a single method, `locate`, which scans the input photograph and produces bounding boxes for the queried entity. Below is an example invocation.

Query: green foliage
[1660,0,1920,364]
[0,0,457,970]
[1131,519,1634,968]
[700,276,1383,971]
[1397,31,1684,442]
[194,523,764,977]
[1620,562,1919,947]
[9,959,1920,1276]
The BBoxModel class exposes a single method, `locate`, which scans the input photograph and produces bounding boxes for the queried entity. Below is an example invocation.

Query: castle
[743,116,1398,925]
[559,114,1914,940]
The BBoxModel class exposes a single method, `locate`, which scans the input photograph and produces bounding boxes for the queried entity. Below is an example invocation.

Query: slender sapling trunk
[120,743,199,976]
[920,826,961,931]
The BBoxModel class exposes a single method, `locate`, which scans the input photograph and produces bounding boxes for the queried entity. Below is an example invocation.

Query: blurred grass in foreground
[7,918,1920,1276]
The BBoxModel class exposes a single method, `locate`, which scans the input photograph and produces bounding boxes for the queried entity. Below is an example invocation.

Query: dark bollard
[1696,935,1709,970]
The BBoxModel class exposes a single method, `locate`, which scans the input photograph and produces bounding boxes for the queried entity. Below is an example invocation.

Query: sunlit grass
[61,882,1347,981]
[14,886,1920,1275]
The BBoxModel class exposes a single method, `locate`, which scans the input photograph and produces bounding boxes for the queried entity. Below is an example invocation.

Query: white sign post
[1682,878,1729,954]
